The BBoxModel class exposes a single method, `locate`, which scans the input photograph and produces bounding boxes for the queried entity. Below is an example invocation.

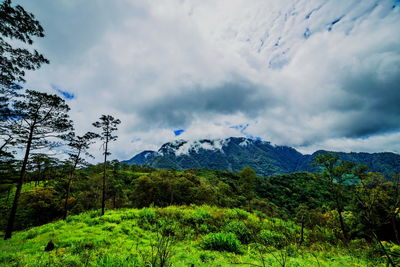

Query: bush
[199,252,216,263]
[10,187,63,230]
[226,208,249,220]
[307,225,337,245]
[138,208,157,228]
[198,223,210,234]
[222,221,253,244]
[202,232,242,254]
[259,230,287,249]
[183,207,211,226]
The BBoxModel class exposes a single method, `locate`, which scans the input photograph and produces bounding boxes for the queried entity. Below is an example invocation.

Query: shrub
[202,232,242,254]
[224,208,249,220]
[259,230,287,249]
[24,228,39,240]
[183,207,211,226]
[199,252,216,263]
[11,187,63,230]
[222,221,253,244]
[138,208,157,228]
[306,225,337,245]
[198,224,210,234]
[156,206,184,221]
[382,241,400,266]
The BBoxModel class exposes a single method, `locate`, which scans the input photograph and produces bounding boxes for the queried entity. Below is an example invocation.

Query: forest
[1,0,400,266]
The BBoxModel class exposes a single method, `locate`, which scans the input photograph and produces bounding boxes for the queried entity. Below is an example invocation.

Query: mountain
[122,137,400,177]
[121,150,158,166]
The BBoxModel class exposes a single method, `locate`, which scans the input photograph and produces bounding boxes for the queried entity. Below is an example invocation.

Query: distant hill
[122,137,400,177]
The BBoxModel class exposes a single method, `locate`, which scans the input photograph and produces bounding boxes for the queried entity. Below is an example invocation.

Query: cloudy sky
[14,0,400,160]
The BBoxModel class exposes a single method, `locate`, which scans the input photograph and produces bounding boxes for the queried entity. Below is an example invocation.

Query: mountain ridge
[121,137,400,177]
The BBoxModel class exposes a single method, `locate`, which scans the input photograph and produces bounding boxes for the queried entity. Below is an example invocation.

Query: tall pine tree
[93,115,120,216]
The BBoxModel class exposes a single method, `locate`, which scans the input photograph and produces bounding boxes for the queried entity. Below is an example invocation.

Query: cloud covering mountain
[122,137,400,177]
[16,0,400,160]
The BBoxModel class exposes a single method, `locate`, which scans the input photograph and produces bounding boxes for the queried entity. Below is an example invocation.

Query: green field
[0,205,386,267]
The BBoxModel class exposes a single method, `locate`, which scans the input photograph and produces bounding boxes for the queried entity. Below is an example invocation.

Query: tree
[313,153,356,242]
[0,84,20,157]
[1,0,49,157]
[295,204,311,245]
[93,115,120,216]
[238,167,257,197]
[63,131,98,219]
[28,153,59,186]
[4,89,73,239]
[0,0,49,87]
[352,171,399,267]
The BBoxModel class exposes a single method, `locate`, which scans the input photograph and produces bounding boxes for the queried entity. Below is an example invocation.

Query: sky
[13,0,400,160]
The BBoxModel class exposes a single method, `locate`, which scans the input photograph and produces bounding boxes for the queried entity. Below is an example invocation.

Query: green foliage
[222,221,252,244]
[138,208,157,228]
[0,151,397,266]
[0,206,387,266]
[0,0,49,87]
[1,164,398,247]
[259,230,287,249]
[202,232,243,253]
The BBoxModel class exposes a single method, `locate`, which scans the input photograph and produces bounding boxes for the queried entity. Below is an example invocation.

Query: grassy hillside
[0,205,386,266]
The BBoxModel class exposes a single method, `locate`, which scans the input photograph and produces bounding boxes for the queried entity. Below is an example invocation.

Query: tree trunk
[0,136,13,154]
[63,177,72,220]
[333,189,348,243]
[391,216,399,244]
[337,208,348,242]
[4,126,34,239]
[6,187,11,203]
[170,183,174,205]
[63,150,81,220]
[101,137,108,216]
[300,221,304,245]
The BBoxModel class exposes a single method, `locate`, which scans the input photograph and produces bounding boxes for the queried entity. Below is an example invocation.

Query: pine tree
[4,90,73,239]
[63,131,98,219]
[1,0,49,155]
[93,115,120,216]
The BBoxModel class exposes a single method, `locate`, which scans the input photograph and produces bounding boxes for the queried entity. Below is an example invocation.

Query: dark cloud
[136,80,272,128]
[334,60,400,138]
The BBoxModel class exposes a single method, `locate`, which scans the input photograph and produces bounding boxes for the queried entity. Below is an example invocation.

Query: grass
[0,205,385,266]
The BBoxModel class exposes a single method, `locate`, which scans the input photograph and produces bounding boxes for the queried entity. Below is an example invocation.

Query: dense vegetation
[0,205,397,266]
[0,160,399,266]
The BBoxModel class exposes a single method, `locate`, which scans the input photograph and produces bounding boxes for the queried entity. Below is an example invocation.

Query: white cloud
[14,0,400,160]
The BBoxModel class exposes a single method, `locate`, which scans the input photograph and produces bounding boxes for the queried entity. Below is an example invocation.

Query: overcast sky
[14,0,400,160]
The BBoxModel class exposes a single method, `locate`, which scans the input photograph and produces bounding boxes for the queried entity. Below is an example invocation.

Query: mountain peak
[158,137,271,156]
[122,137,400,177]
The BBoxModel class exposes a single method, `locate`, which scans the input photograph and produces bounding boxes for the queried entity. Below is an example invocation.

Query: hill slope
[0,206,384,266]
